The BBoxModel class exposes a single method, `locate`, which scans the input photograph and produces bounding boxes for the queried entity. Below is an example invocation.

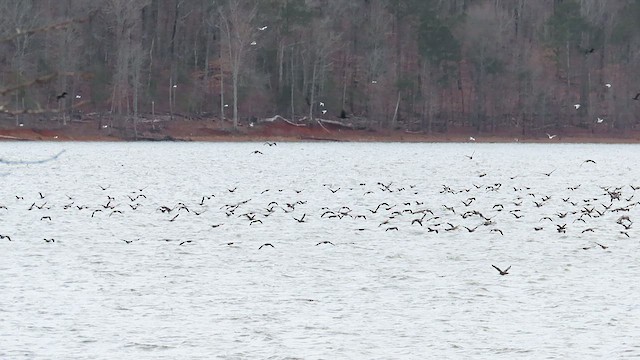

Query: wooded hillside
[1,0,639,135]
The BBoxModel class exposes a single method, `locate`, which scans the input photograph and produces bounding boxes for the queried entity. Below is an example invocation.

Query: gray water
[1,142,639,359]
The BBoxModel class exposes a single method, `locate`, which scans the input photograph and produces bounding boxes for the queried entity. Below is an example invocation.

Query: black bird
[259,243,274,249]
[316,241,334,246]
[492,265,511,275]
[584,48,595,55]
[542,169,556,177]
[633,93,640,100]
[56,92,68,100]
[252,150,263,154]
[43,238,55,243]
[179,240,192,246]
[595,242,608,250]
[0,234,11,241]
[293,214,306,223]
[40,216,51,221]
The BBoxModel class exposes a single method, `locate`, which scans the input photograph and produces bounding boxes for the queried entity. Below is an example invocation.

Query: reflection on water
[1,142,640,359]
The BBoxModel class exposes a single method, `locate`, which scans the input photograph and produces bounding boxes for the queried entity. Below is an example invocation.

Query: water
[1,142,639,359]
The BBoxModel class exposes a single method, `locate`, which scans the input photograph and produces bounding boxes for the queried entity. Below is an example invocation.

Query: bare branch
[0,100,89,115]
[0,11,95,44]
[0,71,91,97]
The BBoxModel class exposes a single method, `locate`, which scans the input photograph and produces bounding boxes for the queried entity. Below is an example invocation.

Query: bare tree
[219,0,257,130]
[105,0,150,134]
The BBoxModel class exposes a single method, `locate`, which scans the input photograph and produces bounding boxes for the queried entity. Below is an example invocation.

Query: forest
[1,0,640,136]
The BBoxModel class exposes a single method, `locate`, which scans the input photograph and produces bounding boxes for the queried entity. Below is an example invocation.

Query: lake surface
[1,142,639,359]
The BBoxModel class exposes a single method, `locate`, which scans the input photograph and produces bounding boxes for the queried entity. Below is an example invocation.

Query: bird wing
[504,266,511,272]
[492,265,502,272]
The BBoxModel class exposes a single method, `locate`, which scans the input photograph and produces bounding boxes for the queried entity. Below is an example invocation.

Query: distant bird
[605,83,611,88]
[574,104,581,109]
[321,109,327,114]
[633,93,640,100]
[258,25,268,31]
[43,238,55,243]
[596,117,604,123]
[250,41,257,46]
[542,169,556,177]
[581,159,597,166]
[465,151,475,160]
[0,234,11,241]
[492,265,511,276]
[584,48,595,55]
[56,92,68,101]
[319,102,325,107]
[595,242,608,250]
[546,133,557,139]
[252,150,263,154]
[179,240,192,246]
[259,243,274,249]
[316,241,334,246]
[469,136,476,141]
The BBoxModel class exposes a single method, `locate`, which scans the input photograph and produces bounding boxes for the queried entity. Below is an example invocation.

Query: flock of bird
[1,144,637,277]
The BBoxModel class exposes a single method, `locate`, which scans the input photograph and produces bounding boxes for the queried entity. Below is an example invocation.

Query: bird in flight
[574,104,581,109]
[596,117,604,123]
[605,83,611,88]
[258,26,267,31]
[56,92,68,101]
[492,265,511,275]
[633,93,640,100]
[546,133,557,139]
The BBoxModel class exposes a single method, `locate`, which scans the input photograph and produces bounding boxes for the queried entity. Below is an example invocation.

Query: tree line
[1,0,639,135]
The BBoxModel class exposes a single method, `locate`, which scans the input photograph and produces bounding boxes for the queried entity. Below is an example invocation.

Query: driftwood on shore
[259,115,307,127]
[259,115,354,131]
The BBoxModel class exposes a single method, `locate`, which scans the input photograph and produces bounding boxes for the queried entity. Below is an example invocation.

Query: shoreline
[1,117,640,144]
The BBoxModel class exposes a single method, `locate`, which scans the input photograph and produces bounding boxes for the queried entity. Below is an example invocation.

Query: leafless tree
[219,0,257,130]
